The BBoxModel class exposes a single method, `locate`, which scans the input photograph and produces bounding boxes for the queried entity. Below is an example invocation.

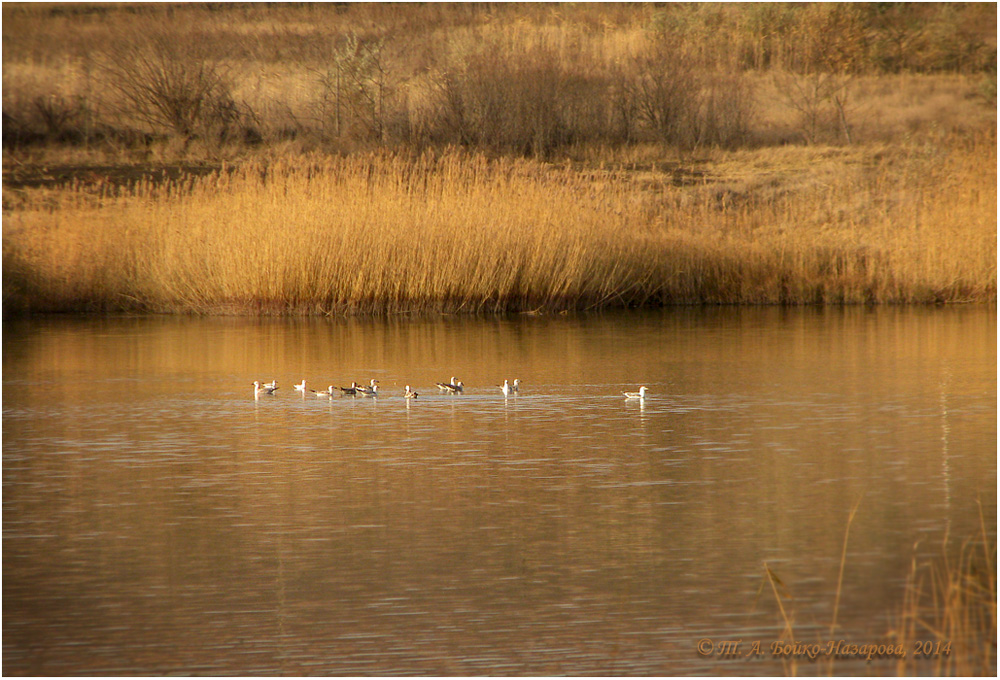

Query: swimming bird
[623,386,648,399]
[338,382,359,396]
[500,379,511,397]
[512,378,520,393]
[357,383,379,397]
[294,380,307,392]
[438,378,464,394]
[436,377,461,393]
[253,380,278,397]
[314,385,335,397]
[263,379,278,390]
[404,385,419,399]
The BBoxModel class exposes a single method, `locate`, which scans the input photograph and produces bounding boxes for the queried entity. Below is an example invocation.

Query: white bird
[253,380,278,397]
[357,383,379,397]
[623,386,648,399]
[314,385,335,397]
[263,379,278,390]
[436,376,461,393]
[500,379,511,397]
[512,378,520,393]
[294,380,307,392]
[404,385,419,399]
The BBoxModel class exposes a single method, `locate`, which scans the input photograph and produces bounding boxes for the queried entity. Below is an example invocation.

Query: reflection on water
[3,308,996,674]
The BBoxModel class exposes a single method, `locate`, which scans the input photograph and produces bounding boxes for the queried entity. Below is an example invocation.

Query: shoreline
[4,295,995,320]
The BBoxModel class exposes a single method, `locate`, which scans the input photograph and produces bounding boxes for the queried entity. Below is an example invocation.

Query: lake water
[3,307,996,675]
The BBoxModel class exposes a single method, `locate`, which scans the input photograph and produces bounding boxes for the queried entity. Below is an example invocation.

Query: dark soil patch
[2,162,226,191]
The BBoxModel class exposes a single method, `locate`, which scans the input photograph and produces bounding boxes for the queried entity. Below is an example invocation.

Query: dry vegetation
[2,3,997,313]
[890,510,997,676]
[3,3,995,155]
[4,136,994,314]
[766,504,996,676]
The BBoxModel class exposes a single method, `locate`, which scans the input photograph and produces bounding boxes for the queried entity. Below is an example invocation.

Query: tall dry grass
[3,136,995,314]
[765,503,996,676]
[890,503,997,676]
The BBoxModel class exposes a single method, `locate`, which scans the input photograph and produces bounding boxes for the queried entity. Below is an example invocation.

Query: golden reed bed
[3,138,995,315]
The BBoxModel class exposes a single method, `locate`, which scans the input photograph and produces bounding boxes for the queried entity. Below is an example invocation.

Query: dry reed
[2,137,996,315]
[764,506,996,676]
[889,502,997,676]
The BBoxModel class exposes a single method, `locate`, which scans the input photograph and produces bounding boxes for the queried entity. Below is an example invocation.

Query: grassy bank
[3,135,995,315]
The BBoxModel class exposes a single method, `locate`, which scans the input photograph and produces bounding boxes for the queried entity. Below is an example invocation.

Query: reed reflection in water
[3,308,996,675]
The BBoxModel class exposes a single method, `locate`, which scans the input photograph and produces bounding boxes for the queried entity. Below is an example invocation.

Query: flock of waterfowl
[252,378,648,400]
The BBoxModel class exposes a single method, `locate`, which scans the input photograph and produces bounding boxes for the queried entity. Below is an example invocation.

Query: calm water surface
[3,308,996,675]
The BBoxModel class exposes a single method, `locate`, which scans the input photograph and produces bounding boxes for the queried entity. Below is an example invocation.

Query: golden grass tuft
[765,503,996,677]
[3,136,996,315]
[890,504,997,676]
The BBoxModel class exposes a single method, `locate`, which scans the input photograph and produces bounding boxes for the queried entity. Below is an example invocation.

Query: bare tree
[318,33,395,143]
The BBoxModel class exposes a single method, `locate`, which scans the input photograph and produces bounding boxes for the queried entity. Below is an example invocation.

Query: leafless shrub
[608,63,640,143]
[2,93,89,145]
[696,71,756,148]
[774,70,855,145]
[631,43,700,146]
[629,42,755,149]
[99,29,237,142]
[429,44,580,156]
[32,94,86,138]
